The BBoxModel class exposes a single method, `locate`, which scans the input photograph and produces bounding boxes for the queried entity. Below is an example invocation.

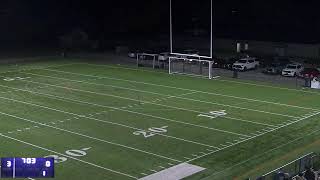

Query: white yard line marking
[0,133,138,179]
[22,72,302,117]
[206,128,320,179]
[185,111,320,163]
[4,80,250,138]
[0,111,181,163]
[0,62,82,76]
[0,94,219,149]
[41,68,319,110]
[223,116,277,127]
[0,84,249,138]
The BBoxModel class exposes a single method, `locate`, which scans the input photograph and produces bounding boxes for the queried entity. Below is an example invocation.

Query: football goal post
[169,53,214,79]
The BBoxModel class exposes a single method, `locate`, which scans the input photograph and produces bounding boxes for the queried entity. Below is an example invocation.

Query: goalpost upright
[169,0,214,79]
[169,0,213,58]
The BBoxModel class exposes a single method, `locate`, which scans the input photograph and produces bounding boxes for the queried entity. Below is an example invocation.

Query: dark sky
[0,0,320,47]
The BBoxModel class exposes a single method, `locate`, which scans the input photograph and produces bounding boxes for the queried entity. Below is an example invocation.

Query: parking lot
[212,68,306,88]
[67,52,313,89]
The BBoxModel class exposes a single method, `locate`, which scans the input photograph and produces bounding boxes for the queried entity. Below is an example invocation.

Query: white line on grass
[0,94,219,149]
[202,127,320,180]
[0,133,138,179]
[3,80,252,137]
[0,111,181,163]
[76,62,320,96]
[223,116,277,127]
[41,68,319,110]
[149,169,157,173]
[0,61,81,75]
[185,111,320,163]
[22,72,300,118]
[0,84,249,138]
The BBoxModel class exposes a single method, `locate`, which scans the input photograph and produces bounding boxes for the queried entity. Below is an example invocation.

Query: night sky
[1,0,320,47]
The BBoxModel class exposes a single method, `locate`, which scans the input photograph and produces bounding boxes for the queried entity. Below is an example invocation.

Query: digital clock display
[1,157,54,178]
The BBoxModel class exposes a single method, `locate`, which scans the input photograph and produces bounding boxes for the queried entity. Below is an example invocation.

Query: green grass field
[0,58,320,180]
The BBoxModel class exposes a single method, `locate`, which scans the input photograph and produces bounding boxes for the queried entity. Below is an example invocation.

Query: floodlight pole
[170,0,173,53]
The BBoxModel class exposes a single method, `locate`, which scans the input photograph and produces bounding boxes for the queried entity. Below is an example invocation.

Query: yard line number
[44,147,91,164]
[198,110,227,119]
[3,77,31,81]
[133,126,168,138]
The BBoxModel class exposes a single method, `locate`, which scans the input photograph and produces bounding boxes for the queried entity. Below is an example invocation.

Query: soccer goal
[169,53,214,79]
[136,53,159,69]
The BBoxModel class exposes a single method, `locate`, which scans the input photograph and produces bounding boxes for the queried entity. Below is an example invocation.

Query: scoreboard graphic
[0,158,54,178]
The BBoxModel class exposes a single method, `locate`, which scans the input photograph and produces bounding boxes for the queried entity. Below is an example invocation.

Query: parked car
[232,57,260,71]
[158,52,170,62]
[176,49,200,64]
[213,58,237,69]
[263,62,285,75]
[281,63,304,77]
[299,68,320,79]
[262,58,290,75]
[128,49,141,58]
[128,52,137,58]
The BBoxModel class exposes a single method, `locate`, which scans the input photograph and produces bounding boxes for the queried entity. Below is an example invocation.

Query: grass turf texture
[0,59,319,180]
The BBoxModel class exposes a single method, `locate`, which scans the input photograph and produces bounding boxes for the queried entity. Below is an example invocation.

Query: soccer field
[0,59,320,180]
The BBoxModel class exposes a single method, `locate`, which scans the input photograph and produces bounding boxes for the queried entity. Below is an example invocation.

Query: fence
[257,152,320,179]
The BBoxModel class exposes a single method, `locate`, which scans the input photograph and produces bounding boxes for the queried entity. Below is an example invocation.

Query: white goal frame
[136,53,159,69]
[169,54,214,79]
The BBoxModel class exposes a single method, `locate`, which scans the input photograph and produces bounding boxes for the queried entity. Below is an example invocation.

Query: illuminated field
[0,59,320,180]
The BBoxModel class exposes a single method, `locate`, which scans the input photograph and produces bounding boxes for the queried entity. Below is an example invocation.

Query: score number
[21,158,36,164]
[198,110,227,119]
[133,126,168,138]
[6,161,12,168]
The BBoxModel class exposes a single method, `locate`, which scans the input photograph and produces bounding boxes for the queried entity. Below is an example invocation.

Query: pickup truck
[232,57,260,71]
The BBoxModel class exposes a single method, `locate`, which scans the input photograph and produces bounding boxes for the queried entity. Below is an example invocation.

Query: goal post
[136,53,159,69]
[169,54,214,79]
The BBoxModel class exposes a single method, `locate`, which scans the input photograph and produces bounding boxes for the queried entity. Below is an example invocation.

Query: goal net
[136,53,159,69]
[169,54,214,79]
